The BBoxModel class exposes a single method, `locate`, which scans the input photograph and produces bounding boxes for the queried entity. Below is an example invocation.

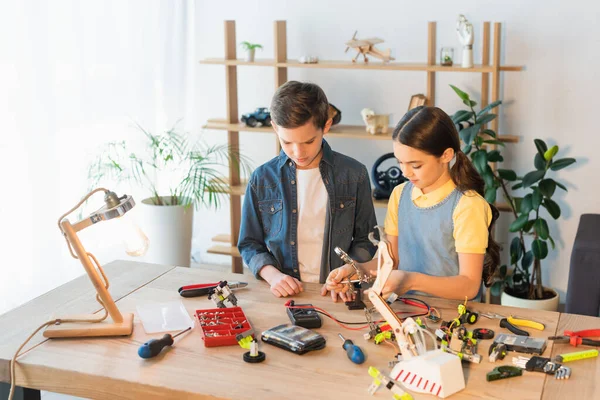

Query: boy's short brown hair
[270,81,329,130]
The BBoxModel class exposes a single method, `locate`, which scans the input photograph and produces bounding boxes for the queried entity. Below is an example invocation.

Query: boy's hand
[260,265,303,297]
[320,264,357,302]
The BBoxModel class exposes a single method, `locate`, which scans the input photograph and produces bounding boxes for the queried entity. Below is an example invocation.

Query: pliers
[480,312,545,336]
[178,281,248,297]
[549,329,600,347]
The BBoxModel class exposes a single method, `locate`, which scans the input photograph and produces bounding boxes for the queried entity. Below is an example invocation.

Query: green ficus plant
[449,85,577,300]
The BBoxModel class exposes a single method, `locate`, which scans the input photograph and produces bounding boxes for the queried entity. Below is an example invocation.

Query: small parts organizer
[196,306,251,347]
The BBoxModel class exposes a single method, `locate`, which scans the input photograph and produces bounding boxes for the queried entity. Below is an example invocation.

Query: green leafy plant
[239,41,263,51]
[450,85,577,300]
[87,122,252,209]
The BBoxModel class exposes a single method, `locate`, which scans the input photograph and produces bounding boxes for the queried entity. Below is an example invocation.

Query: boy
[238,81,377,298]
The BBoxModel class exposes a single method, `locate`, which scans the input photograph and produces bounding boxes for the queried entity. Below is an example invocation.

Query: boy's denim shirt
[238,139,377,283]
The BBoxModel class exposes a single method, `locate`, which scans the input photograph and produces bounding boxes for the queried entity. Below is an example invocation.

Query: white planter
[500,287,559,311]
[137,197,194,267]
[245,48,255,62]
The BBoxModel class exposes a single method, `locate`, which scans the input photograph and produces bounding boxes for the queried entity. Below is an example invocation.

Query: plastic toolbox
[195,306,251,347]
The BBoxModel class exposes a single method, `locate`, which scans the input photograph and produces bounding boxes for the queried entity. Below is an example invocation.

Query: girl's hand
[320,264,358,302]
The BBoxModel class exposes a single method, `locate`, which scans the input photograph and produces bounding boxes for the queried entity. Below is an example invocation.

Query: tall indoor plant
[87,122,251,266]
[449,85,576,309]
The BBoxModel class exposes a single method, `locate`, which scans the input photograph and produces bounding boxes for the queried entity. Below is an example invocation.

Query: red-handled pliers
[178,281,248,298]
[549,329,600,347]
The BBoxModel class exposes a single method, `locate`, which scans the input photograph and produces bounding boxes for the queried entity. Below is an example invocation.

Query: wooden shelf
[204,119,519,143]
[212,234,231,243]
[207,244,241,257]
[200,58,524,73]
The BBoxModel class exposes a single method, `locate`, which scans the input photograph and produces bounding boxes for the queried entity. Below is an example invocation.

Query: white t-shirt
[296,168,328,283]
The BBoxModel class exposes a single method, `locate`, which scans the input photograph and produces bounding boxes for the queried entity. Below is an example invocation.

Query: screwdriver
[338,333,366,364]
[138,327,192,359]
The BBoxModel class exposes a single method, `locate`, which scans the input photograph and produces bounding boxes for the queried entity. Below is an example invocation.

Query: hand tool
[554,349,598,363]
[548,329,600,347]
[486,365,522,382]
[178,281,247,297]
[339,333,366,364]
[513,356,571,379]
[138,327,192,359]
[480,312,545,336]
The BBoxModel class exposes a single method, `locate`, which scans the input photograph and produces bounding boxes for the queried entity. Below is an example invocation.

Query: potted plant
[450,85,577,310]
[87,122,251,267]
[240,41,263,62]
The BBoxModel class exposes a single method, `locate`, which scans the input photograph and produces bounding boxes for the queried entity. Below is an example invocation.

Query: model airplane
[345,31,395,63]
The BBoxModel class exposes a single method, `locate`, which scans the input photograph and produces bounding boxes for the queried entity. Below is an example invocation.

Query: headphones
[371,153,407,200]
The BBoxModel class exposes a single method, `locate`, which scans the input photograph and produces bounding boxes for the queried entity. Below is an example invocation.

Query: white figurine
[456,14,474,68]
[361,108,389,135]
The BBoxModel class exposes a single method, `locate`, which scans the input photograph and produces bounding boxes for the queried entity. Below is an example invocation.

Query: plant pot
[245,48,255,62]
[500,287,559,311]
[137,197,194,267]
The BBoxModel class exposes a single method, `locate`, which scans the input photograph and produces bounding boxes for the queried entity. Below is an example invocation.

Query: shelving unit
[200,20,523,272]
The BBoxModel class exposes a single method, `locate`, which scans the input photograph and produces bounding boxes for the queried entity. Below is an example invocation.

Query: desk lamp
[43,188,148,338]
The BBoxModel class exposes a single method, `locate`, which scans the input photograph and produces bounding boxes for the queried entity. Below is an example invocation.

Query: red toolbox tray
[195,306,251,347]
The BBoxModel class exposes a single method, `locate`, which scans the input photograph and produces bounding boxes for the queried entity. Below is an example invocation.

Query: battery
[493,333,547,355]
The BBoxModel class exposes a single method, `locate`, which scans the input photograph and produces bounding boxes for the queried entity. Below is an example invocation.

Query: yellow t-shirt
[383,180,492,254]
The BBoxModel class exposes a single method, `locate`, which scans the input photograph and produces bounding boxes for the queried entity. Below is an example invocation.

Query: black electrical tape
[473,328,495,340]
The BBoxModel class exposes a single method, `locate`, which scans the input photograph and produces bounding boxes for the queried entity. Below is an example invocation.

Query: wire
[285,297,432,331]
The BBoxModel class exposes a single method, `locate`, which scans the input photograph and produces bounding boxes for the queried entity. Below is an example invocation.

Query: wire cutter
[178,281,248,298]
[480,312,545,336]
[548,329,600,347]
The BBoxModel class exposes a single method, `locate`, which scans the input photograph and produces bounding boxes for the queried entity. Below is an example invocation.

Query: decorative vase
[137,197,193,267]
[500,287,559,312]
[245,48,255,62]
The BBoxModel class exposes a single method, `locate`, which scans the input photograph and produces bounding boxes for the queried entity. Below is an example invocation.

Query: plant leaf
[477,100,502,117]
[550,158,576,171]
[554,180,568,191]
[472,150,488,174]
[520,194,533,215]
[524,219,536,233]
[452,109,474,124]
[531,188,543,210]
[464,99,478,107]
[459,124,480,146]
[543,198,561,219]
[522,170,545,188]
[512,182,523,190]
[512,197,523,211]
[510,236,522,264]
[544,145,559,161]
[483,165,496,189]
[481,129,497,138]
[522,251,534,269]
[487,150,503,162]
[548,235,556,250]
[532,239,549,260]
[538,179,556,198]
[534,218,549,240]
[491,281,503,297]
[534,153,546,171]
[477,113,497,125]
[498,169,517,181]
[462,144,472,154]
[485,187,497,203]
[450,85,470,102]
[510,214,529,232]
[534,139,548,158]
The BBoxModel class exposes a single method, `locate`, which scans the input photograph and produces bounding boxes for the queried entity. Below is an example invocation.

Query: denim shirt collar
[276,139,334,169]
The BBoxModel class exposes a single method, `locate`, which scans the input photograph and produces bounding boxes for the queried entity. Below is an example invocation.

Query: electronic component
[513,356,571,379]
[493,333,547,355]
[286,301,322,329]
[486,366,522,382]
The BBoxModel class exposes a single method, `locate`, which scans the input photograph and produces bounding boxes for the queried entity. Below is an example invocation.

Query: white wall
[194,0,600,303]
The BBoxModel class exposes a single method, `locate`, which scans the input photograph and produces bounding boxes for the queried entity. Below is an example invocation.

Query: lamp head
[90,190,135,223]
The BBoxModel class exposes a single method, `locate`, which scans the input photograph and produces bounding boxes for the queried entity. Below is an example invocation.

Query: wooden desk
[1,262,598,399]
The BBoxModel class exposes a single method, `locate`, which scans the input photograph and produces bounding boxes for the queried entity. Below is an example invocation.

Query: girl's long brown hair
[392,106,500,286]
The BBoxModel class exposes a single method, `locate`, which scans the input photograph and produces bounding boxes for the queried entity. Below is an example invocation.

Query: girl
[322,106,500,301]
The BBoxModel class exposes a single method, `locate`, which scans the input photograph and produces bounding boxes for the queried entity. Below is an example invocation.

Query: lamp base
[43,313,134,338]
